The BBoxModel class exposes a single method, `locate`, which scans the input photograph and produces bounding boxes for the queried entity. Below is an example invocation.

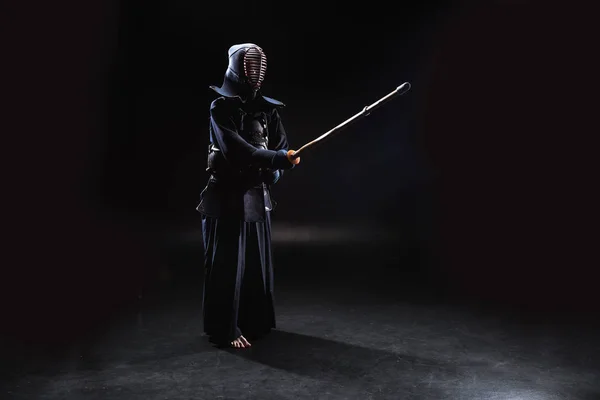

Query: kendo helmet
[210,43,283,106]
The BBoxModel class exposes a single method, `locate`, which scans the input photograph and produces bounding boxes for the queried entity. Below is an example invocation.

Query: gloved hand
[271,149,301,170]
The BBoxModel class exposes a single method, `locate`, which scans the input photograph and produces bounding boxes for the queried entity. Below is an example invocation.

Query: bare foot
[231,335,251,348]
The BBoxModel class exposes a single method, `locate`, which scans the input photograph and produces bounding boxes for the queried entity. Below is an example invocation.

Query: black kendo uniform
[196,43,296,346]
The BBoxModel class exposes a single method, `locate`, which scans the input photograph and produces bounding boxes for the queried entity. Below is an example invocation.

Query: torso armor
[241,111,269,150]
[206,108,270,184]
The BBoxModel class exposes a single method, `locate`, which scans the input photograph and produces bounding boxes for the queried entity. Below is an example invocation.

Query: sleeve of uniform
[265,108,294,184]
[210,99,293,170]
[268,108,290,152]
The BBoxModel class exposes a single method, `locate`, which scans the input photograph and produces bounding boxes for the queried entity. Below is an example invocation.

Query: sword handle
[287,149,301,164]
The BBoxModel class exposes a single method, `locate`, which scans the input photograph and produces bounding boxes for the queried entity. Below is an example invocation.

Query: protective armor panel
[240,112,268,149]
[206,111,270,175]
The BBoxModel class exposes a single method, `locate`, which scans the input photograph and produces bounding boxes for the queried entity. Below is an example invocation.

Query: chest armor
[239,111,269,150]
[206,110,270,176]
[200,108,276,221]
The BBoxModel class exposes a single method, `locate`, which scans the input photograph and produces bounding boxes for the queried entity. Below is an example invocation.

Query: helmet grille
[243,47,267,89]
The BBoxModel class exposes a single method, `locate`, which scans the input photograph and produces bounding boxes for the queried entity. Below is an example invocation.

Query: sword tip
[397,82,411,93]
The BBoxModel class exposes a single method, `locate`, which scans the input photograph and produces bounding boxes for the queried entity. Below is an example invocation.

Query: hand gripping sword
[286,82,411,164]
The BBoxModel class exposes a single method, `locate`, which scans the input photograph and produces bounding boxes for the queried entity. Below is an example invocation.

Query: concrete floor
[1,242,599,399]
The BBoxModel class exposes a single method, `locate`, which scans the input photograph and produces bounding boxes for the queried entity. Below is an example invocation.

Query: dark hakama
[201,213,276,344]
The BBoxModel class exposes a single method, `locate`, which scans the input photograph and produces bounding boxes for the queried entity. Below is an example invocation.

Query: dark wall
[421,2,599,312]
[1,0,160,344]
[99,0,599,313]
[2,0,598,346]
[1,0,449,345]
[101,0,449,228]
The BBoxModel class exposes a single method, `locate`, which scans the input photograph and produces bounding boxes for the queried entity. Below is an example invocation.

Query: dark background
[1,0,598,346]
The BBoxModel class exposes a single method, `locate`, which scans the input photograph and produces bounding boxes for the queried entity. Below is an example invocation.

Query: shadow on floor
[225,329,600,400]
[226,329,455,396]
